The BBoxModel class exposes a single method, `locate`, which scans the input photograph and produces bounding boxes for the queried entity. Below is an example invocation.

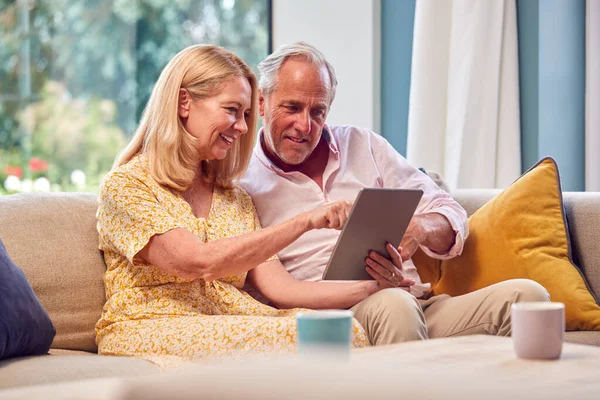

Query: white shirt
[240,125,468,299]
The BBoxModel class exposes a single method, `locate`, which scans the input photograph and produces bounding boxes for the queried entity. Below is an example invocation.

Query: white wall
[272,0,381,132]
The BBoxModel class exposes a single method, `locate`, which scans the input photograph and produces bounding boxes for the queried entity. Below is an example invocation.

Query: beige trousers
[350,279,550,346]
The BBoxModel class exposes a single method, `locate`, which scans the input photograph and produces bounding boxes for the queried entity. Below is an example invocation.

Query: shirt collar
[322,124,340,156]
[254,124,338,172]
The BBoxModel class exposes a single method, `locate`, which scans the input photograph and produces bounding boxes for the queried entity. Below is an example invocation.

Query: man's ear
[178,88,191,118]
[258,89,266,117]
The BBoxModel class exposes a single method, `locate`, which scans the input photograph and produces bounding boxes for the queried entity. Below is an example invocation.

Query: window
[0,0,270,195]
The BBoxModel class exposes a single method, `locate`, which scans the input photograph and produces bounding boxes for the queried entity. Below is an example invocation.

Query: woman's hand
[303,200,353,230]
[365,243,416,290]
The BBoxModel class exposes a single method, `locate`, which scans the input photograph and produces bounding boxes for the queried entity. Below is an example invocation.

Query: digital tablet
[321,188,423,281]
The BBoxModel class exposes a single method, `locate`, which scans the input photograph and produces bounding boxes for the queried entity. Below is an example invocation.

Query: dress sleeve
[97,171,186,264]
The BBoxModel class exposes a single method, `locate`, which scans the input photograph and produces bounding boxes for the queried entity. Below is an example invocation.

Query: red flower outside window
[5,165,23,178]
[29,158,48,173]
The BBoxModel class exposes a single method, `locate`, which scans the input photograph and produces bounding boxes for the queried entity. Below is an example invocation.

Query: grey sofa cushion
[0,238,55,360]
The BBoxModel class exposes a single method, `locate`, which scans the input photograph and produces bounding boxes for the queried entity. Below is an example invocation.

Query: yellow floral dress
[95,155,369,365]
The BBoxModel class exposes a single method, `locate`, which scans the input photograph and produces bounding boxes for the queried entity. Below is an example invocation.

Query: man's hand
[399,213,456,261]
[365,243,415,290]
[399,215,429,261]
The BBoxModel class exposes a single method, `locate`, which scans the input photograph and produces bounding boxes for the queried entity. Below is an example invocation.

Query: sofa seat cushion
[0,353,159,390]
[565,331,600,346]
[0,377,126,400]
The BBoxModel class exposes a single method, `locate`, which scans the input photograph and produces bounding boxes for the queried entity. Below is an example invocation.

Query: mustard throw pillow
[413,157,600,331]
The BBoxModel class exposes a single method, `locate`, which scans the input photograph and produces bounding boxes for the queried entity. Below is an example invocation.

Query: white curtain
[586,0,600,191]
[407,0,521,189]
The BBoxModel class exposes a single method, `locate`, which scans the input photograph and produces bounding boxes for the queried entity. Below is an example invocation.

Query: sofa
[1,190,599,393]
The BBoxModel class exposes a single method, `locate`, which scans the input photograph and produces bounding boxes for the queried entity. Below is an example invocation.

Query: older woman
[96,45,399,364]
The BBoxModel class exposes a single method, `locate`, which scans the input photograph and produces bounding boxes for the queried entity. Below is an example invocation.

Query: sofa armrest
[562,192,600,301]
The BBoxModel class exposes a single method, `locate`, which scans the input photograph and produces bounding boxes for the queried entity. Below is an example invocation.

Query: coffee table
[120,335,600,400]
[3,335,599,400]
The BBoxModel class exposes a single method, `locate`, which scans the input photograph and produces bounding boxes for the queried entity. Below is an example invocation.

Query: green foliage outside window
[0,0,269,195]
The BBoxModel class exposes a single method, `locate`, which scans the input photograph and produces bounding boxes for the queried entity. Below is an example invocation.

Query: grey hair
[258,41,338,104]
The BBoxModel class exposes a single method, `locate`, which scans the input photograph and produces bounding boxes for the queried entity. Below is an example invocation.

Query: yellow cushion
[414,157,600,331]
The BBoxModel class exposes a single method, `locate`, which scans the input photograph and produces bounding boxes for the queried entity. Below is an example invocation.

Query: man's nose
[294,111,311,134]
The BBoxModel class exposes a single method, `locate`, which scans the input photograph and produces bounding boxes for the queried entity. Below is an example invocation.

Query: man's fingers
[401,252,410,262]
[386,243,403,270]
[401,244,414,261]
[399,239,420,261]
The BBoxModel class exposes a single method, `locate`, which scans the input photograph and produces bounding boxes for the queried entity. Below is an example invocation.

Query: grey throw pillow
[0,238,55,359]
[418,168,451,192]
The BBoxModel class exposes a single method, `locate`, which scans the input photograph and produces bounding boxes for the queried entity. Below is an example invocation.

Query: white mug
[511,302,565,360]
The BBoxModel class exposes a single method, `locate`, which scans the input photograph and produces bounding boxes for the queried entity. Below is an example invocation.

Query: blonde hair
[114,45,258,190]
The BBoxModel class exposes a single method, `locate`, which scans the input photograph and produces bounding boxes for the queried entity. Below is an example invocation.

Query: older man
[240,42,549,345]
